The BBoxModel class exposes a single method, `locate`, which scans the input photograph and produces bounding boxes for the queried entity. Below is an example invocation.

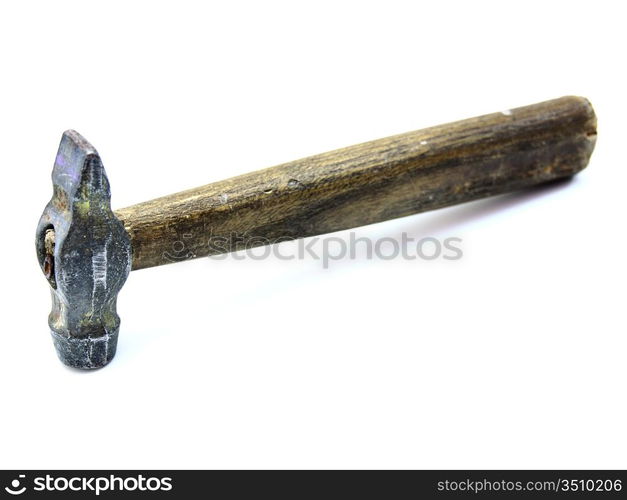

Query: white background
[1,1,625,469]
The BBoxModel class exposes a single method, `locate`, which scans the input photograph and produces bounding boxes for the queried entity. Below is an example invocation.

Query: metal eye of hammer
[36,96,597,369]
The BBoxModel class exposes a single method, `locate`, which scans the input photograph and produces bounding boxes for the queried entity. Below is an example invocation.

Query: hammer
[36,96,597,369]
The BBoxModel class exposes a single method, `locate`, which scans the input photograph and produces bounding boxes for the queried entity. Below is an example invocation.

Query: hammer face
[36,130,131,369]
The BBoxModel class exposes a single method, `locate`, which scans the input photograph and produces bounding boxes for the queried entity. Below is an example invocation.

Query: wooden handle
[116,96,596,271]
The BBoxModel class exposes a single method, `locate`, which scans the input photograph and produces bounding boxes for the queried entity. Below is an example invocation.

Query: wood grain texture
[115,96,596,270]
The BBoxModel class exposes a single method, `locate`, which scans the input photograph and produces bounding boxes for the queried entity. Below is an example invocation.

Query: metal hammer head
[36,131,131,369]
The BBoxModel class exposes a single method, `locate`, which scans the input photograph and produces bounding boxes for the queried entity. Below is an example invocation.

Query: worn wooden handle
[116,96,596,270]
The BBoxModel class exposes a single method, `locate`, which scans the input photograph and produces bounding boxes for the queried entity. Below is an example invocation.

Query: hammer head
[36,131,131,369]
